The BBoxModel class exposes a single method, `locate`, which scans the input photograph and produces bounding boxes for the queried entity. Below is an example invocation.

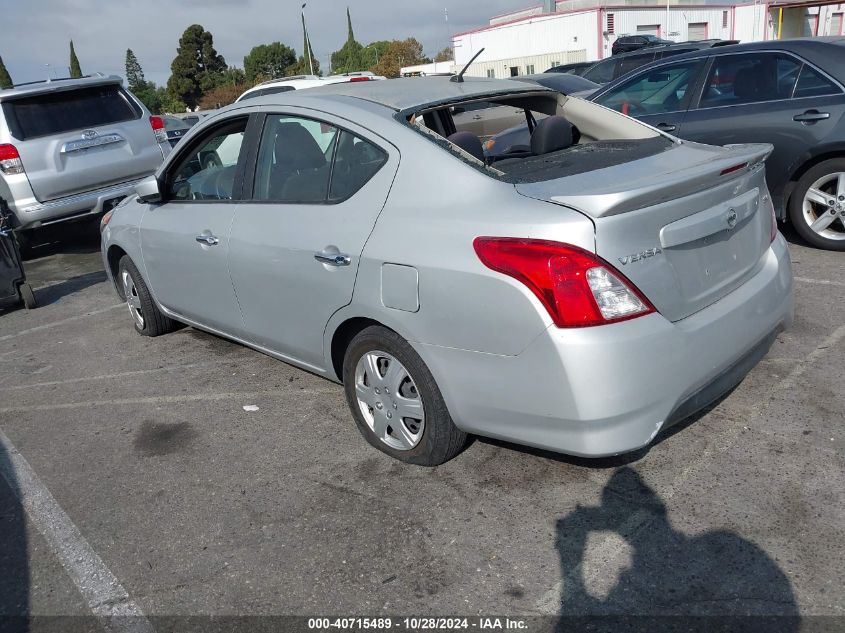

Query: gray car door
[678,51,845,209]
[139,115,250,333]
[592,58,706,135]
[227,110,398,370]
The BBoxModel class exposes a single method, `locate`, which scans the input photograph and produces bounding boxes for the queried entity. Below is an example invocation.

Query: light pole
[302,2,315,76]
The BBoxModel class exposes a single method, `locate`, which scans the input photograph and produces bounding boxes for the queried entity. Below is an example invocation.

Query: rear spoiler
[0,75,124,103]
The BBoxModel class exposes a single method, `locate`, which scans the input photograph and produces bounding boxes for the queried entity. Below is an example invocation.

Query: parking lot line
[0,428,155,633]
[0,360,236,392]
[535,324,845,614]
[793,276,845,288]
[0,387,338,415]
[0,304,124,343]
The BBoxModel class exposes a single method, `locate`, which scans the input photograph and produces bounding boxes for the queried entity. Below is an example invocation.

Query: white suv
[0,75,171,245]
[235,72,386,102]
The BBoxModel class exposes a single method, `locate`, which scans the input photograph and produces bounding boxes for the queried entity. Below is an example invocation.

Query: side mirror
[136,175,162,204]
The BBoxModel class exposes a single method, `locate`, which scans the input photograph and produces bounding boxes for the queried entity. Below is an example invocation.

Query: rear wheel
[117,255,176,336]
[342,326,467,466]
[788,158,845,251]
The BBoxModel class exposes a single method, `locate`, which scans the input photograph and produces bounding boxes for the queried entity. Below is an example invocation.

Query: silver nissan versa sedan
[100,76,794,465]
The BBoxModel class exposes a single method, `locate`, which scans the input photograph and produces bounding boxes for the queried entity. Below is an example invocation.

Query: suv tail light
[0,144,24,175]
[149,116,168,144]
[473,237,655,328]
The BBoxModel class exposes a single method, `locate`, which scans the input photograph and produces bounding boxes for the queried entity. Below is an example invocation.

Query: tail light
[149,116,168,144]
[0,144,24,175]
[349,76,371,82]
[473,237,655,328]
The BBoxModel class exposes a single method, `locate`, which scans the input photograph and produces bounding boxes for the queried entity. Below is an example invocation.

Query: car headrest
[530,116,575,155]
[733,67,760,101]
[447,131,485,162]
[274,122,326,171]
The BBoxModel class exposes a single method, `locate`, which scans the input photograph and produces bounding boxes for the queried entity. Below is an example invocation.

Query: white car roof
[236,76,352,102]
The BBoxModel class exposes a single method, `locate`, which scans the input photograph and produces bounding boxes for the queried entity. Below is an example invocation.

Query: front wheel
[788,158,845,251]
[342,326,467,466]
[117,255,177,336]
[19,283,36,310]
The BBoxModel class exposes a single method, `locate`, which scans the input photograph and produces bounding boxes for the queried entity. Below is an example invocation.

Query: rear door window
[793,64,842,98]
[697,53,802,108]
[2,84,141,140]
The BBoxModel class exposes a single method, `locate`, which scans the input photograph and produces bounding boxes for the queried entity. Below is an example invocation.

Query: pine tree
[125,49,145,92]
[301,13,315,75]
[0,56,12,89]
[330,7,365,74]
[166,24,227,109]
[69,41,82,78]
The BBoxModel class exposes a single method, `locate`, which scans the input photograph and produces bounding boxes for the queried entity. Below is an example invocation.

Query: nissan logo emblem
[726,208,738,229]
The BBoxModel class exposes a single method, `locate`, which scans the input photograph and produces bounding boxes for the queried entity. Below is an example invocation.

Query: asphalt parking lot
[0,225,843,626]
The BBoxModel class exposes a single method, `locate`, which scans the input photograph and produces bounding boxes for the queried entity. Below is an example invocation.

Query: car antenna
[451,48,485,83]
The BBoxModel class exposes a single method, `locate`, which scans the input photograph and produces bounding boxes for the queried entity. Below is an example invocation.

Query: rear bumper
[417,234,793,458]
[7,177,148,229]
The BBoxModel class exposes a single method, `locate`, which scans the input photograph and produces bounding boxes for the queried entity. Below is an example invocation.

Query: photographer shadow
[555,467,798,632]
[0,439,28,632]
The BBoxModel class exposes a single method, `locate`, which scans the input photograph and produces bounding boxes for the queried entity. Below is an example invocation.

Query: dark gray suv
[589,38,845,250]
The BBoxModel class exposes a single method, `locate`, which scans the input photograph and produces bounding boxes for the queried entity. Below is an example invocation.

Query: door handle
[656,122,677,132]
[195,234,219,246]
[472,115,483,120]
[314,252,351,266]
[793,110,830,123]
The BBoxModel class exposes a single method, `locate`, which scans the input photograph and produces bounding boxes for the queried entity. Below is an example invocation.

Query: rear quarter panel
[324,127,595,369]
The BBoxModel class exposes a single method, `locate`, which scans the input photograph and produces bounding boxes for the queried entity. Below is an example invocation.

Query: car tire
[788,158,845,251]
[19,283,36,310]
[342,325,467,466]
[117,255,177,337]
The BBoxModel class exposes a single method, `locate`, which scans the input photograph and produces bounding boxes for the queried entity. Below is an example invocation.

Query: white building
[451,0,845,77]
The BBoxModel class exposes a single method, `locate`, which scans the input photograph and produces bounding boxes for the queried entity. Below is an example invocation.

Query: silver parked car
[0,75,171,246]
[101,77,793,465]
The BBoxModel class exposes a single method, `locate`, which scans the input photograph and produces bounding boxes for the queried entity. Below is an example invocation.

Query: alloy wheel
[802,172,845,241]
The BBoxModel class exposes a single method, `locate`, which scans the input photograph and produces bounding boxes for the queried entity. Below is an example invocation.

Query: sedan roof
[640,37,845,82]
[301,75,555,112]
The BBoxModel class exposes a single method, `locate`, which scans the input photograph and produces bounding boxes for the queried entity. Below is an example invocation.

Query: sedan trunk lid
[515,141,774,322]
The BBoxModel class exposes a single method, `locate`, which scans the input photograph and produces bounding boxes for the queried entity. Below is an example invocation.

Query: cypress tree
[69,41,82,78]
[125,49,145,91]
[0,56,12,89]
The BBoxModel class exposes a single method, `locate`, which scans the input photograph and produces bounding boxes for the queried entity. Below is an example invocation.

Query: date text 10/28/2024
[307,618,529,630]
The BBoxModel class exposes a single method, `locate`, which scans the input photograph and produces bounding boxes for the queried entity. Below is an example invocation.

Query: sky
[1,0,525,87]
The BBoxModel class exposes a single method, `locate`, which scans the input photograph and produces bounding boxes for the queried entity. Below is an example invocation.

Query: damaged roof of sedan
[293,75,556,112]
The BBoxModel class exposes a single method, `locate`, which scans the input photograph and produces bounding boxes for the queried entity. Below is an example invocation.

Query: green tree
[156,87,187,114]
[69,41,82,78]
[371,38,429,78]
[167,24,227,108]
[125,49,145,91]
[0,56,12,89]
[330,7,365,74]
[434,47,453,63]
[243,42,296,83]
[288,13,320,76]
[360,41,390,69]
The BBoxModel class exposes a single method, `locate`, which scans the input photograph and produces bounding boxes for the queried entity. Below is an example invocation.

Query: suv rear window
[2,84,141,140]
